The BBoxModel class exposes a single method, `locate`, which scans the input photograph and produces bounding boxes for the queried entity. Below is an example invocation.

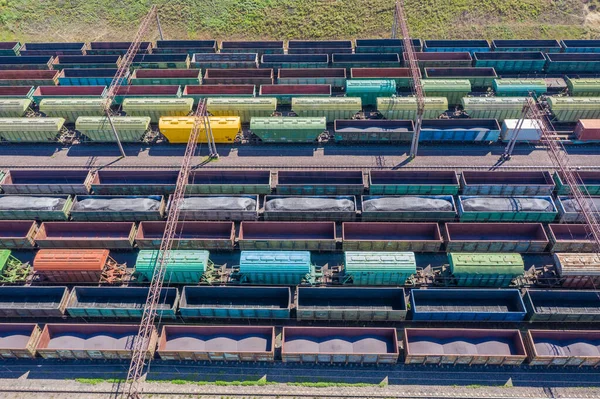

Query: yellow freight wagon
[159,116,241,143]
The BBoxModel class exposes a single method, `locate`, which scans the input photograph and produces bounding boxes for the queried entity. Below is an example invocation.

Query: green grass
[0,0,595,42]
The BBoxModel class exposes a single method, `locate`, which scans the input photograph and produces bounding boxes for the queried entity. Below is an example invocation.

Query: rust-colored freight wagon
[35,222,136,249]
[239,221,337,251]
[157,325,275,362]
[342,222,442,252]
[525,330,600,367]
[33,249,123,283]
[403,328,527,366]
[136,221,235,250]
[282,327,399,364]
[0,323,42,359]
[36,324,157,360]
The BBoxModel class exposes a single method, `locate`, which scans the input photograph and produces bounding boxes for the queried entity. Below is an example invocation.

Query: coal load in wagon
[561,198,600,213]
[0,196,66,210]
[180,197,257,211]
[265,198,354,212]
[362,196,453,212]
[72,198,160,212]
[461,197,553,212]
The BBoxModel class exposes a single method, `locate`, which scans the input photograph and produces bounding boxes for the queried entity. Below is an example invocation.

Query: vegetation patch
[0,0,595,42]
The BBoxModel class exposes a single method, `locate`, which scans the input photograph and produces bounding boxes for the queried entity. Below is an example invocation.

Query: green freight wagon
[345,79,396,107]
[122,98,194,123]
[278,69,346,87]
[76,116,151,142]
[0,194,73,220]
[250,117,326,143]
[422,79,471,106]
[457,195,558,222]
[424,67,498,88]
[129,69,202,85]
[350,68,414,89]
[66,286,178,319]
[292,97,361,120]
[131,54,190,69]
[343,251,416,285]
[135,250,211,284]
[0,99,32,117]
[39,99,105,123]
[0,118,65,142]
[377,97,448,120]
[565,78,600,96]
[448,252,524,287]
[238,250,314,285]
[206,98,277,123]
[461,97,527,122]
[553,171,600,196]
[0,42,21,56]
[493,79,547,97]
[547,97,600,122]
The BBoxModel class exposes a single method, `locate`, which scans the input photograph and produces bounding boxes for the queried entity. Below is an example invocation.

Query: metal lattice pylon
[102,5,163,158]
[122,100,208,399]
[526,97,600,253]
[394,0,424,157]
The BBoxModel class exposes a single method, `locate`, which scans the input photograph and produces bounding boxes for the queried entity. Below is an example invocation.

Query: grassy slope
[0,0,595,42]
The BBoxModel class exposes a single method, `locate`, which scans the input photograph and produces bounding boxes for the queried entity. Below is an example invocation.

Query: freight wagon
[90,170,179,195]
[65,286,178,319]
[179,286,290,319]
[295,287,407,321]
[0,220,38,248]
[220,41,284,56]
[342,222,442,252]
[403,328,527,366]
[39,99,105,122]
[443,223,549,253]
[203,68,273,85]
[159,116,242,143]
[369,170,459,195]
[57,68,122,86]
[157,325,275,362]
[135,221,235,250]
[0,70,58,86]
[333,119,414,143]
[282,327,399,364]
[36,324,157,360]
[0,169,92,195]
[278,68,346,87]
[411,52,473,69]
[410,289,527,322]
[129,69,202,85]
[239,221,336,251]
[350,67,413,88]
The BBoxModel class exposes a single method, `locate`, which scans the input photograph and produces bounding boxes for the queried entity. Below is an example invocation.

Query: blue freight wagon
[410,289,527,322]
[179,286,291,319]
[423,39,490,54]
[419,119,501,142]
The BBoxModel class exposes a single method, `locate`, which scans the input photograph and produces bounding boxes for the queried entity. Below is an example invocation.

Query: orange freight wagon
[33,249,125,283]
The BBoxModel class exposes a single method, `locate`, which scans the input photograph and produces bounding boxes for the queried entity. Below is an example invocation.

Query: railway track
[1,164,600,171]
